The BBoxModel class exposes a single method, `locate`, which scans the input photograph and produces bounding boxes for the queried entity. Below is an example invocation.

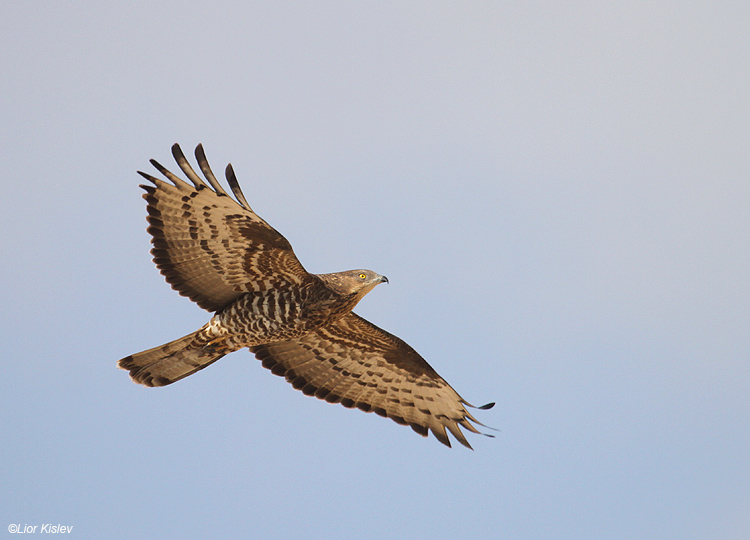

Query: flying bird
[119,144,494,448]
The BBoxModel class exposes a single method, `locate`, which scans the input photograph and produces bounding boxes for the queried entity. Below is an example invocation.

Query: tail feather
[118,330,227,387]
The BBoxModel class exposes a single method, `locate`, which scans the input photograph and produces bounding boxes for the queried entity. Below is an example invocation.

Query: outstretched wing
[251,313,494,449]
[138,144,314,312]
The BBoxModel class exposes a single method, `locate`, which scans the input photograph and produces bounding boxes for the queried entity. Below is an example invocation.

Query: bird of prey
[119,144,493,448]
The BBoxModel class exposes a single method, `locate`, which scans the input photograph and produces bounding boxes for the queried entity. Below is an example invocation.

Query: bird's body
[119,144,493,448]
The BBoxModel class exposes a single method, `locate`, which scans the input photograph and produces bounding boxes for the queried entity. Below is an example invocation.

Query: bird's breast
[211,287,350,346]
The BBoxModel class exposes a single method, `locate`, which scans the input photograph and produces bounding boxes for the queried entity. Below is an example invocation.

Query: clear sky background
[2,2,748,539]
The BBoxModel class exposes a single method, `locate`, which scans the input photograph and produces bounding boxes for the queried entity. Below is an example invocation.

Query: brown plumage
[119,144,493,448]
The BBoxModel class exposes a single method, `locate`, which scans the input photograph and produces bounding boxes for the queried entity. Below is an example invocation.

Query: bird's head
[348,269,389,295]
[320,269,389,299]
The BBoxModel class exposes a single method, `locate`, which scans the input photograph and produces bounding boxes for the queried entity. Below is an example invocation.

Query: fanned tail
[118,329,226,387]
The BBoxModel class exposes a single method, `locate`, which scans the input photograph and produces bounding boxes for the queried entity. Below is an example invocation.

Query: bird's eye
[359,273,367,279]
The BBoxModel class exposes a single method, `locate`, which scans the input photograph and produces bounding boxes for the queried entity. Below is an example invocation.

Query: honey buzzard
[119,144,493,448]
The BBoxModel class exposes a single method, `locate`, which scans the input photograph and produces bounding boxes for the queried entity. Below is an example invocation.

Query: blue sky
[2,2,749,539]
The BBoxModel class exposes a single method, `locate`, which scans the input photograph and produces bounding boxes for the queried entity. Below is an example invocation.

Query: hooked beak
[380,275,389,284]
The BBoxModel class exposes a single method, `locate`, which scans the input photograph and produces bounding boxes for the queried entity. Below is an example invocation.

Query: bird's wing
[138,144,314,312]
[251,313,494,448]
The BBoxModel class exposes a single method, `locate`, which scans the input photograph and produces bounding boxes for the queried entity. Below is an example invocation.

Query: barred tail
[118,329,227,387]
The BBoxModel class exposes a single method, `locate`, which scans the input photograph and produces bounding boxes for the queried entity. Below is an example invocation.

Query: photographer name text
[8,524,73,534]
